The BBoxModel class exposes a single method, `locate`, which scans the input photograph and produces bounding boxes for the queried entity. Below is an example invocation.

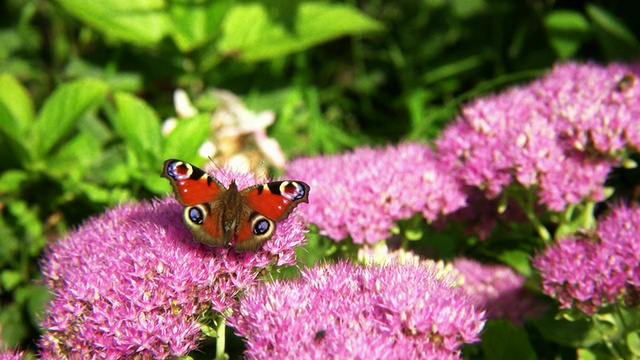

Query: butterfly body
[161,159,310,252]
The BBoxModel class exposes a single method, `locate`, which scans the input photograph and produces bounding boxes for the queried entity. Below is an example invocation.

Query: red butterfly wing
[244,181,310,221]
[162,159,227,247]
[161,159,224,206]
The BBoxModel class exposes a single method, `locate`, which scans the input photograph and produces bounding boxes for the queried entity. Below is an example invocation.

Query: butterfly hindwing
[244,181,311,221]
[232,181,310,251]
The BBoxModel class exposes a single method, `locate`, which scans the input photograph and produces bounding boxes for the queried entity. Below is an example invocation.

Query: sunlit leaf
[162,113,210,162]
[217,1,383,61]
[544,10,590,59]
[169,0,232,51]
[0,74,34,136]
[56,0,170,45]
[112,92,162,166]
[35,78,108,156]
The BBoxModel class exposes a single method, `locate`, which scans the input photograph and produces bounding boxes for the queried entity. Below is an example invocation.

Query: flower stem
[513,190,552,244]
[593,313,622,359]
[215,314,226,360]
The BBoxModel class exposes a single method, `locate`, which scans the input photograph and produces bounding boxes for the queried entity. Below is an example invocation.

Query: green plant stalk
[215,314,226,360]
[512,190,552,244]
[593,313,623,359]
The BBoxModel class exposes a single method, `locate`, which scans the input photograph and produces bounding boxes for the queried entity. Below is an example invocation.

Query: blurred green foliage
[1,0,639,356]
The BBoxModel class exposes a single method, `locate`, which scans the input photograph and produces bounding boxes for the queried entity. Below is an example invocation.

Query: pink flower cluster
[453,258,547,324]
[38,170,307,358]
[229,261,485,359]
[533,204,640,314]
[0,351,23,360]
[437,62,640,211]
[286,143,467,244]
[288,62,640,244]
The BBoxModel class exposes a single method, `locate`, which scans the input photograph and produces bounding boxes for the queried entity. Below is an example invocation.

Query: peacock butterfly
[161,159,310,252]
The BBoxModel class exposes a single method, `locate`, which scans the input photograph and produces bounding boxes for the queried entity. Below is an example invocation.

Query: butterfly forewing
[161,159,225,206]
[244,181,310,221]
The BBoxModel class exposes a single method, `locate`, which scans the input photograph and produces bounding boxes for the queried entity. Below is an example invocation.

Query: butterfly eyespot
[280,181,308,201]
[187,206,205,225]
[164,160,196,181]
[253,218,271,235]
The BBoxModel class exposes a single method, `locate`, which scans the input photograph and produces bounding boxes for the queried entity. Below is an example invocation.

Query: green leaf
[144,175,170,195]
[46,131,102,179]
[0,303,28,347]
[217,1,383,61]
[586,4,640,61]
[7,200,45,256]
[0,270,23,291]
[15,284,51,328]
[169,0,231,51]
[497,250,532,277]
[0,75,34,164]
[577,348,617,360]
[628,331,640,356]
[0,217,20,267]
[544,10,590,60]
[0,73,34,136]
[481,320,536,360]
[0,170,29,193]
[162,113,211,162]
[532,310,617,348]
[56,0,170,45]
[35,78,108,156]
[200,324,218,338]
[112,92,162,166]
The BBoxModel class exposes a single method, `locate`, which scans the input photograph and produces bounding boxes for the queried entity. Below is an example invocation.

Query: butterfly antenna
[207,156,230,182]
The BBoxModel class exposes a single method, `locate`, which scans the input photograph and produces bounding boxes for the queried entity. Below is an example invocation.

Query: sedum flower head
[453,258,547,324]
[436,62,640,211]
[38,169,307,358]
[533,204,640,315]
[286,143,466,244]
[0,351,23,360]
[229,260,485,359]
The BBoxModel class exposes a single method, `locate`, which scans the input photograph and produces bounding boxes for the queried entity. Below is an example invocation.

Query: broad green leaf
[46,131,102,179]
[112,92,162,166]
[217,1,383,61]
[481,320,536,360]
[34,78,108,156]
[577,348,617,360]
[533,310,618,348]
[56,0,170,45]
[162,113,210,162]
[0,104,31,165]
[0,303,28,347]
[0,270,23,291]
[144,175,168,195]
[0,76,34,164]
[200,324,218,338]
[628,331,640,356]
[0,74,34,136]
[169,0,231,51]
[27,285,51,328]
[544,10,590,60]
[497,250,532,277]
[0,169,29,193]
[586,4,640,61]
